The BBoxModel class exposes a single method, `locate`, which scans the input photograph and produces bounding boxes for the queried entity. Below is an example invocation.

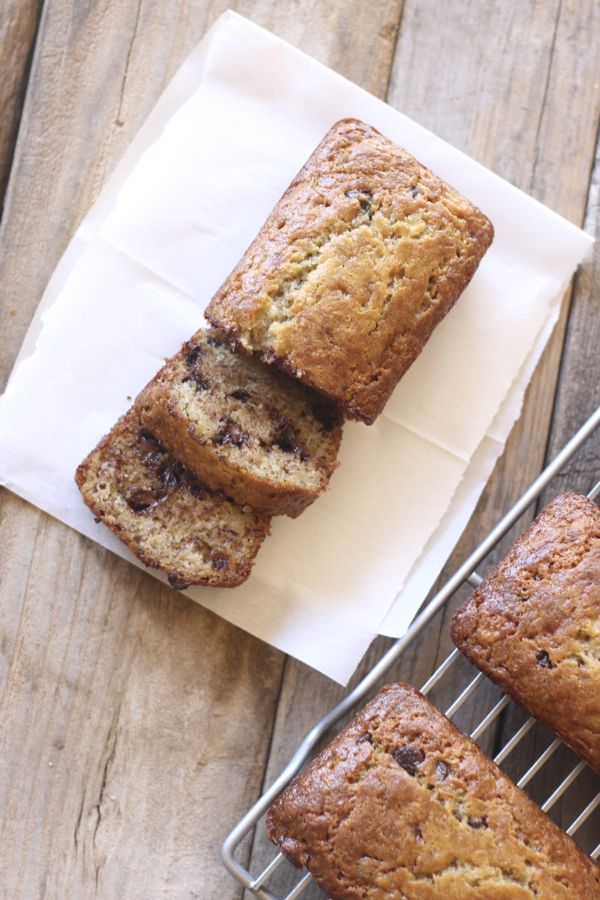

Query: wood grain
[0,0,42,211]
[0,1,404,898]
[248,1,600,895]
[544,133,600,489]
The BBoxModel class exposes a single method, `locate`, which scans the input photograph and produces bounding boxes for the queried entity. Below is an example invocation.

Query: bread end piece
[206,117,493,424]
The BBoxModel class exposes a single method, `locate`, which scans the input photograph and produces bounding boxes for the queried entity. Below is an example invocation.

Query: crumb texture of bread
[451,491,600,773]
[75,406,270,589]
[138,329,343,518]
[205,118,494,423]
[266,684,600,899]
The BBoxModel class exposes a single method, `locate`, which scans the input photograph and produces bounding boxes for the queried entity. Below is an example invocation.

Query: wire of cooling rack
[222,405,600,899]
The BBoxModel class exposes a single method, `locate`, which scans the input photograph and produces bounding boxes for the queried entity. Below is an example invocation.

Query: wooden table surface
[1,1,599,897]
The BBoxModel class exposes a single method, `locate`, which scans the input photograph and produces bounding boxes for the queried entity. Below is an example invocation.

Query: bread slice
[138,329,343,518]
[75,406,270,589]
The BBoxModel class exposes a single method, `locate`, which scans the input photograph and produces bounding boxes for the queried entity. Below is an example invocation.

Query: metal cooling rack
[223,404,600,899]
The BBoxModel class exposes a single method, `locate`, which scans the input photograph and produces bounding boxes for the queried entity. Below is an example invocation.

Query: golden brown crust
[267,684,600,899]
[138,330,342,518]
[75,406,270,588]
[451,492,600,773]
[206,118,493,423]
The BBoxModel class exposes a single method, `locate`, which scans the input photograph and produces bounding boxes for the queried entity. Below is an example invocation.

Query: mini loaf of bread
[267,683,600,899]
[451,491,600,773]
[75,406,270,589]
[206,118,494,424]
[138,329,343,518]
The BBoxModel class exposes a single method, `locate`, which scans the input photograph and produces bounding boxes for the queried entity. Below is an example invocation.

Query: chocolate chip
[211,551,230,571]
[412,185,420,198]
[124,487,165,513]
[94,517,101,524]
[138,430,165,466]
[393,745,425,776]
[414,826,423,842]
[206,334,224,348]
[345,189,373,213]
[185,345,204,367]
[168,574,192,590]
[436,761,450,780]
[184,345,211,391]
[179,469,207,499]
[357,732,373,745]
[230,388,252,403]
[536,650,554,669]
[272,418,302,455]
[158,462,181,493]
[311,397,342,431]
[468,816,488,829]
[214,417,250,448]
[191,372,211,391]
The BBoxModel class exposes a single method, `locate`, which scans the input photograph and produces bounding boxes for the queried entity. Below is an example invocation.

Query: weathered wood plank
[0,1,405,898]
[0,0,42,211]
[0,509,284,898]
[544,133,600,489]
[249,1,600,894]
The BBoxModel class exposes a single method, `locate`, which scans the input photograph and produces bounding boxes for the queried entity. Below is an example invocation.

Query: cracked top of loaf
[451,491,600,773]
[267,683,600,899]
[206,118,493,423]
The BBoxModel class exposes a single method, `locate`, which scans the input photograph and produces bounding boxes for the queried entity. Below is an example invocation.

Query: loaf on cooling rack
[267,683,600,899]
[451,491,600,773]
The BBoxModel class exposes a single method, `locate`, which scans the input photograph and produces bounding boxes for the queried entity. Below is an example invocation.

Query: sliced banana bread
[75,406,270,589]
[138,329,343,518]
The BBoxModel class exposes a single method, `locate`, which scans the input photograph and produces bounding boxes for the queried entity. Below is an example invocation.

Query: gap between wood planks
[0,0,44,216]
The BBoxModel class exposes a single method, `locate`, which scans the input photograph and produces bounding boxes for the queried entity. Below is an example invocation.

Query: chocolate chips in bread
[138,328,343,518]
[206,117,494,424]
[75,406,270,589]
[451,491,600,773]
[267,683,600,899]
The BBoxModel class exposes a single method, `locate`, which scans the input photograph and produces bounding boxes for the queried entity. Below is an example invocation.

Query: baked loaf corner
[267,683,600,898]
[451,491,600,773]
[75,405,270,589]
[138,328,343,518]
[206,117,494,423]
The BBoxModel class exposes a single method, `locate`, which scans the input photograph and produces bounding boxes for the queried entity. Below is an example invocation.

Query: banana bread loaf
[75,406,270,589]
[451,491,600,773]
[138,328,343,517]
[267,683,600,899]
[206,118,494,424]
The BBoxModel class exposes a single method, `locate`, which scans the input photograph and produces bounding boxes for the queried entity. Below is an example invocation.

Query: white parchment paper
[0,11,592,683]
